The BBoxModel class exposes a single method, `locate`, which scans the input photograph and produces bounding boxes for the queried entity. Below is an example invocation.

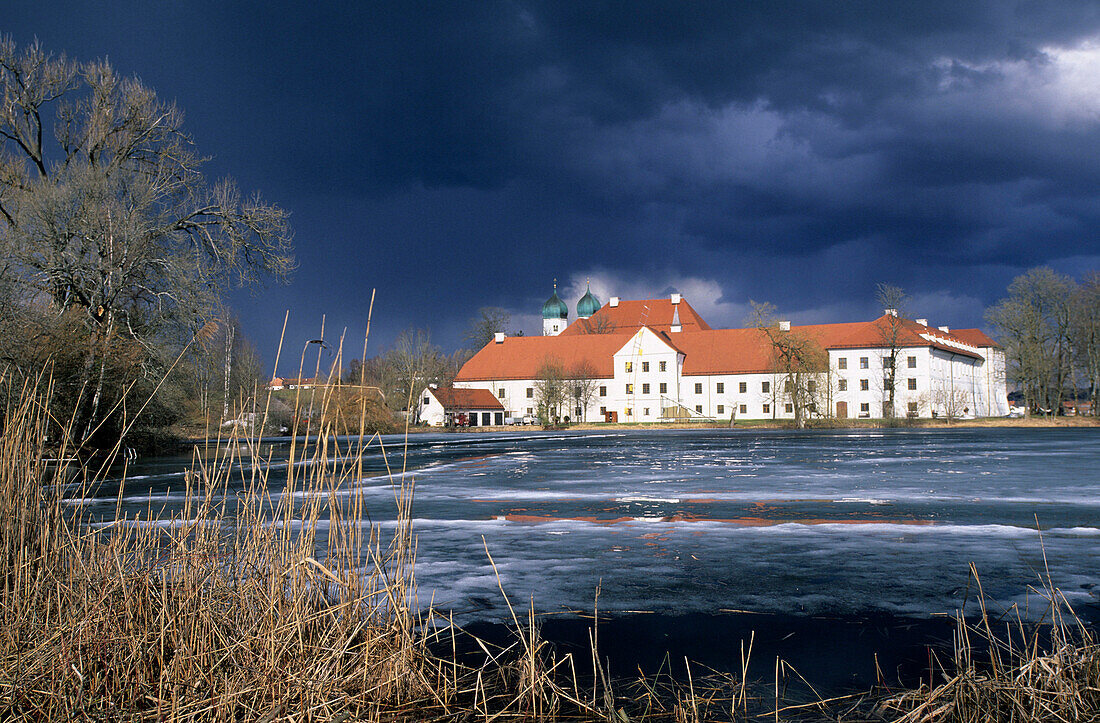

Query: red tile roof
[428,387,505,410]
[949,328,1001,348]
[560,298,711,335]
[454,333,634,381]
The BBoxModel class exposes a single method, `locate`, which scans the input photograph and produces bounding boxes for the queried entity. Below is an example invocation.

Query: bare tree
[464,307,510,350]
[567,359,601,422]
[534,355,568,425]
[750,301,828,428]
[1072,272,1100,415]
[0,37,294,442]
[986,268,1075,415]
[874,283,910,419]
[384,329,445,422]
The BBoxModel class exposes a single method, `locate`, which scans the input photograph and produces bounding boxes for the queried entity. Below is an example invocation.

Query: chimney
[429,383,438,389]
[779,320,791,331]
[938,325,950,333]
[885,308,898,317]
[671,292,681,305]
[494,332,505,343]
[670,306,682,333]
[610,296,620,308]
[916,318,928,327]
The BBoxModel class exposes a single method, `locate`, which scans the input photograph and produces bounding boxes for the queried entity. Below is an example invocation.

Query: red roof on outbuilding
[428,387,505,410]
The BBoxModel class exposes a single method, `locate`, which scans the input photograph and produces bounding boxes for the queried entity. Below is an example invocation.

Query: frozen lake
[80,427,1100,627]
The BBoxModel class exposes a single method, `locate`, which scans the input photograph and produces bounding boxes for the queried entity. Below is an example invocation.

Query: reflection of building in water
[428,287,1009,424]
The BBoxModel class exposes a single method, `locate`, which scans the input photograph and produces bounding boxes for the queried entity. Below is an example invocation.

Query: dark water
[68,428,1100,692]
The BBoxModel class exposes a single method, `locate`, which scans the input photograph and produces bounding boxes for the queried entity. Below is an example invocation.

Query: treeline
[987,268,1100,415]
[0,38,293,450]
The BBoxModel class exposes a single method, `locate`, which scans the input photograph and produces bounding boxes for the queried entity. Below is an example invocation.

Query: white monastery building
[429,286,1009,424]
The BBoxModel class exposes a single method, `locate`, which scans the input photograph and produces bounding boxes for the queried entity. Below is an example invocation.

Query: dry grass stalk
[877,566,1100,723]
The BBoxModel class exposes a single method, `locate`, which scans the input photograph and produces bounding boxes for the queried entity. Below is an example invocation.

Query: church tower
[576,279,601,319]
[542,280,568,336]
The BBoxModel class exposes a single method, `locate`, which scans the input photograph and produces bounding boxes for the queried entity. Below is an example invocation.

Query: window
[717,404,724,414]
[907,356,917,369]
[659,382,667,394]
[643,407,650,416]
[626,384,634,394]
[908,402,919,414]
[642,383,650,394]
[739,404,747,414]
[716,382,724,393]
[739,381,747,393]
[763,403,771,414]
[838,379,847,392]
[553,324,559,332]
[784,380,792,392]
[882,356,894,368]
[908,378,917,390]
[884,378,894,391]
[785,403,793,413]
[423,395,431,406]
[527,407,534,415]
[860,357,869,369]
[526,387,534,398]
[625,408,633,417]
[600,406,606,415]
[575,406,582,416]
[642,361,650,372]
[695,405,703,413]
[838,357,847,370]
[625,361,633,373]
[860,379,869,391]
[860,402,869,412]
[497,388,505,398]
[599,386,607,397]
[694,382,703,394]
[659,361,667,372]
[807,380,816,393]
[762,381,770,393]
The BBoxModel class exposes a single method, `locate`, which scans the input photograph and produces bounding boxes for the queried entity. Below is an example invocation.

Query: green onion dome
[542,282,569,319]
[577,281,601,318]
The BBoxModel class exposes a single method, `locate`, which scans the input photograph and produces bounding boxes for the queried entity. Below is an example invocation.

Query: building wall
[455,339,1005,422]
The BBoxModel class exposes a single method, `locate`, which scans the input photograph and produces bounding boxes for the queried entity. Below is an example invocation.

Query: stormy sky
[7,2,1100,367]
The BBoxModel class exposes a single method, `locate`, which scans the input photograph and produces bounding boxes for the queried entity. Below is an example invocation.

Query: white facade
[455,295,1009,422]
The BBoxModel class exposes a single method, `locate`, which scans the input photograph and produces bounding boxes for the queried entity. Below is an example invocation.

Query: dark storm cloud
[6,1,1100,355]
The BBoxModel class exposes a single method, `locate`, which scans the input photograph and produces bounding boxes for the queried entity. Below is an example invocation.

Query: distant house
[266,377,322,391]
[419,386,506,427]
[1062,400,1093,416]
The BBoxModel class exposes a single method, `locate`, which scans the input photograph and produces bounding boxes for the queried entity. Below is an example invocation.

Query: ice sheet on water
[97,427,1100,626]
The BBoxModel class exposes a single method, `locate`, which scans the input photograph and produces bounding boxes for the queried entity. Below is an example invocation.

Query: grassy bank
[1,379,1097,721]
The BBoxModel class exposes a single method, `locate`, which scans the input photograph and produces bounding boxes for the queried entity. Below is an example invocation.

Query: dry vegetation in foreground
[876,566,1100,723]
[0,375,1097,721]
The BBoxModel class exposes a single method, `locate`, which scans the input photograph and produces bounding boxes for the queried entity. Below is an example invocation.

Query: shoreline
[410,415,1100,434]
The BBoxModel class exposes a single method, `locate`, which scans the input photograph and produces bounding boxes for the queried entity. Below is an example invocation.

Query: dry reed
[876,565,1100,723]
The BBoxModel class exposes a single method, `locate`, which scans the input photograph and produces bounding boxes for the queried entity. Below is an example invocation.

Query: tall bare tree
[534,355,568,425]
[0,37,294,443]
[384,329,445,422]
[874,283,910,419]
[567,359,601,422]
[750,301,828,428]
[463,307,511,350]
[1072,272,1100,415]
[986,267,1075,415]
